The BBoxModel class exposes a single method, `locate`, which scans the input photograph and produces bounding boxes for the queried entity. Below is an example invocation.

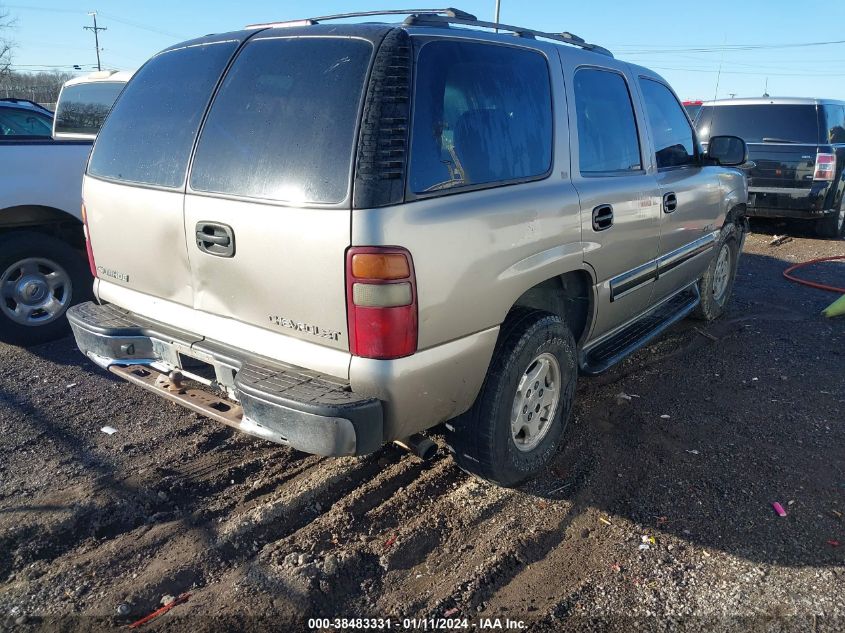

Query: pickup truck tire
[815,205,845,239]
[692,224,740,321]
[448,309,577,487]
[0,231,91,346]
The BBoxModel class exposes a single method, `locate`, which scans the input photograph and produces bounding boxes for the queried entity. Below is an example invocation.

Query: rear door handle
[592,204,613,231]
[198,233,229,246]
[195,222,235,257]
[663,192,678,213]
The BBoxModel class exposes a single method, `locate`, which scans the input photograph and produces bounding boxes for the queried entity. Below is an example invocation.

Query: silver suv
[68,9,748,486]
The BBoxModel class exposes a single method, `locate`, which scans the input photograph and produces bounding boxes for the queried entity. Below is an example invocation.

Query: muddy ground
[1,225,844,632]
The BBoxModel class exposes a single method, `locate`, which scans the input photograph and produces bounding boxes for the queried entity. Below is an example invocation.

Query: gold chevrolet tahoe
[68,9,749,486]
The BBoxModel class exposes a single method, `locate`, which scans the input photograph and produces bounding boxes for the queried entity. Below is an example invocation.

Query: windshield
[54,81,126,136]
[695,104,820,144]
[0,107,53,137]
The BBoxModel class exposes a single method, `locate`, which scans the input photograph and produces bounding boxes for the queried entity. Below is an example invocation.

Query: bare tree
[0,71,74,105]
[0,4,13,79]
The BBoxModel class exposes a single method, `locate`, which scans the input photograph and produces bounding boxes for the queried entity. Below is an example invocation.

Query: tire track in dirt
[3,233,845,629]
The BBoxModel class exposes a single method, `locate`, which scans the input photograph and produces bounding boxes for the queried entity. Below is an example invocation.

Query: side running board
[580,285,700,376]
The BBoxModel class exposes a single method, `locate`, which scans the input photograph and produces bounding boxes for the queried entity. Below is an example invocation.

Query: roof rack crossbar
[404,14,612,56]
[246,7,477,30]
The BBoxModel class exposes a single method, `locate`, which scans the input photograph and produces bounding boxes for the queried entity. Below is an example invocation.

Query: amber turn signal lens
[351,253,410,280]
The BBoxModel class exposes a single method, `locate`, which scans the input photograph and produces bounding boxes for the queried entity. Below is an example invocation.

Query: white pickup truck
[0,70,130,345]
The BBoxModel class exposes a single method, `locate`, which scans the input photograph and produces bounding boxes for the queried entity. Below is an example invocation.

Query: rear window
[88,39,239,188]
[54,81,125,136]
[189,37,373,204]
[409,40,553,194]
[0,107,52,137]
[696,104,821,144]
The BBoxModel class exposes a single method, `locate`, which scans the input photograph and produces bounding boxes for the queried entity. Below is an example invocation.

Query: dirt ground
[1,224,844,632]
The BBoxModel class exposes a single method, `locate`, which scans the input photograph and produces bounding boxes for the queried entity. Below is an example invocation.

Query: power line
[9,63,83,68]
[5,4,189,40]
[612,39,845,54]
[625,52,845,72]
[96,12,189,40]
[7,69,87,74]
[647,65,845,78]
[2,4,82,15]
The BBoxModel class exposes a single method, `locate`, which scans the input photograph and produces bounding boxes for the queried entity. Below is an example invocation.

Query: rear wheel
[816,204,845,239]
[0,232,91,346]
[692,223,740,321]
[448,309,577,487]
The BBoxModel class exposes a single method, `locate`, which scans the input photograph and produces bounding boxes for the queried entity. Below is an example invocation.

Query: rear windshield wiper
[761,137,801,144]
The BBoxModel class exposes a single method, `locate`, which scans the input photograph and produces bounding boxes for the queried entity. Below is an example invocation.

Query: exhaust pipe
[394,434,437,460]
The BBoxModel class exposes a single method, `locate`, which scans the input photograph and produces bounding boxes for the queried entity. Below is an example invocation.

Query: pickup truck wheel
[448,309,577,487]
[0,232,91,346]
[692,224,740,321]
[816,205,845,239]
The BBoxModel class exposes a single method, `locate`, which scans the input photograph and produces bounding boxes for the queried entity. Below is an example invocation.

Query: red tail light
[813,153,836,181]
[346,246,417,359]
[81,203,97,278]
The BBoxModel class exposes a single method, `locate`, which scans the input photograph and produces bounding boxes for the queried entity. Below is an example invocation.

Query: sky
[4,0,845,101]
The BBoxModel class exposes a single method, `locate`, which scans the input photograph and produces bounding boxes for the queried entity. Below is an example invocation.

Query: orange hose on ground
[782,255,845,294]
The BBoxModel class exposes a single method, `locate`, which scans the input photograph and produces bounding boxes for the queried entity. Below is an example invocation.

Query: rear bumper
[747,185,834,219]
[67,302,383,456]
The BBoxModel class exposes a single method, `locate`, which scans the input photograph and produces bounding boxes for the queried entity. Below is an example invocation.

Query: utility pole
[84,11,106,71]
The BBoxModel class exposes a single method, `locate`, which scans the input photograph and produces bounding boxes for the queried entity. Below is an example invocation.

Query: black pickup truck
[695,97,845,238]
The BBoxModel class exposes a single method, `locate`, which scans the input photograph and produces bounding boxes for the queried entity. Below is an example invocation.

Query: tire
[816,205,845,239]
[448,309,578,487]
[692,223,740,321]
[0,231,92,346]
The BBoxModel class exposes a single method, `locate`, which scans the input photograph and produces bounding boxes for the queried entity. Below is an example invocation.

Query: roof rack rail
[246,7,477,30]
[244,7,611,57]
[403,13,612,56]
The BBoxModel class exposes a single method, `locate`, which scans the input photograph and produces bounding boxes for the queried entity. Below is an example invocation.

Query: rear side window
[0,108,52,137]
[573,68,642,174]
[54,81,125,136]
[696,105,820,144]
[88,39,239,188]
[409,41,552,194]
[190,37,373,204]
[639,78,697,169]
[823,105,845,143]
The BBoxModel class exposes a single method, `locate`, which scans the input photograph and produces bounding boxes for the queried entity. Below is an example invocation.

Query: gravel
[0,227,843,631]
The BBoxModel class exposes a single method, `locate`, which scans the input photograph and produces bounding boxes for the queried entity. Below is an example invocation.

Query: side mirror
[706,135,747,167]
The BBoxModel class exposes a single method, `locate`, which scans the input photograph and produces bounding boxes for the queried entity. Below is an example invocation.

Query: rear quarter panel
[352,179,584,351]
[352,37,583,352]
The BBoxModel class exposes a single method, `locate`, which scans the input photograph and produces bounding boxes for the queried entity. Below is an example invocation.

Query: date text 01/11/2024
[307,617,528,630]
